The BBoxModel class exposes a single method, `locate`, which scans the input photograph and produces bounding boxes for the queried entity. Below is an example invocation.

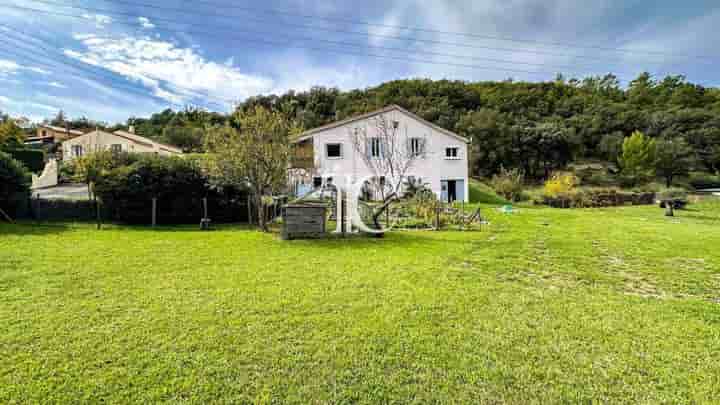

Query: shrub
[490,167,525,202]
[544,172,579,197]
[0,151,31,218]
[540,187,657,209]
[689,172,720,190]
[94,154,248,224]
[6,148,46,173]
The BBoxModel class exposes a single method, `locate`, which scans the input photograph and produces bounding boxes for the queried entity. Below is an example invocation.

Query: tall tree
[619,131,656,186]
[204,106,298,231]
[655,136,694,187]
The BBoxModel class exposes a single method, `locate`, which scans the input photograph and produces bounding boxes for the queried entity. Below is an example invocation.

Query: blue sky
[0,0,718,124]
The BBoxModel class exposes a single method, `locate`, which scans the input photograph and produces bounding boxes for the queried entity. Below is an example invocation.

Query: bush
[0,151,31,218]
[490,167,525,202]
[540,187,656,209]
[689,172,720,190]
[544,172,579,197]
[6,148,46,173]
[94,155,248,224]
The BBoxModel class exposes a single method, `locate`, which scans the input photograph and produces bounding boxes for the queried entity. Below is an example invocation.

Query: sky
[0,0,718,124]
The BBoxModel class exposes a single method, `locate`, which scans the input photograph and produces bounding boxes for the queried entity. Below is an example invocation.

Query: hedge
[6,148,46,173]
[94,154,249,224]
[540,189,656,208]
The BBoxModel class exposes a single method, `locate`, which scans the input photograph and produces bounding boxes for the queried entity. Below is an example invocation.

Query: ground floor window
[72,145,83,157]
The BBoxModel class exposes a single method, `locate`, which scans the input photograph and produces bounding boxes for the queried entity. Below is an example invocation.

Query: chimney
[128,125,135,134]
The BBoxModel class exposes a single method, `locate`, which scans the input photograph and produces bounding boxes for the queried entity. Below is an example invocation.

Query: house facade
[61,128,182,161]
[291,105,470,203]
[24,124,85,148]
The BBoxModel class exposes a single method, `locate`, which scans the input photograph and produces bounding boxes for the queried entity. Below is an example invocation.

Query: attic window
[445,147,459,159]
[392,120,400,129]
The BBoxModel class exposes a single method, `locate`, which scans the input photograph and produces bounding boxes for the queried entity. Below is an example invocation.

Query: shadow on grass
[0,222,73,236]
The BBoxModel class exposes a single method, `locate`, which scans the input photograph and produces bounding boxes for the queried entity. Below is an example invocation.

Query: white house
[61,127,182,162]
[291,105,470,202]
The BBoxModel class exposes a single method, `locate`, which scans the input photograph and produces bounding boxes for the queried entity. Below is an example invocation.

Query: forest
[113,73,720,181]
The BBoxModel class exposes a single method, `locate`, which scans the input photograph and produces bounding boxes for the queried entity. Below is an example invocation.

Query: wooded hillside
[127,73,720,180]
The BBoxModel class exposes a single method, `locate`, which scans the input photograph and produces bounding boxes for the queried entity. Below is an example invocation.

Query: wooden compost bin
[281,203,327,240]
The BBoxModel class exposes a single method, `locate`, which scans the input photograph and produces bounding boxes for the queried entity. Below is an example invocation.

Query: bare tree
[351,114,424,230]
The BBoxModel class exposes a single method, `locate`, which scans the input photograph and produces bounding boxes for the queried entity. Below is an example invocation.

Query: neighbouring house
[13,116,32,130]
[290,105,470,203]
[24,124,86,148]
[61,127,182,161]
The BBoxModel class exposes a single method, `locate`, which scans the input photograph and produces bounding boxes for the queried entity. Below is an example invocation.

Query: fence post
[247,194,252,225]
[96,199,101,230]
[152,197,157,227]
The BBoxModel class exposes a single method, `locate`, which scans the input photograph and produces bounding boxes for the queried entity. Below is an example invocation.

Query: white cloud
[138,17,155,29]
[0,95,11,104]
[65,33,274,108]
[0,59,50,76]
[81,13,112,28]
[46,81,67,88]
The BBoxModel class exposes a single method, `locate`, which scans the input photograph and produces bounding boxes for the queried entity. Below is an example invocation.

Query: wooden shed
[281,203,327,240]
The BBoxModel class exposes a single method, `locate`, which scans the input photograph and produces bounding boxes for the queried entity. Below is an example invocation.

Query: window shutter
[420,138,427,158]
[366,139,372,159]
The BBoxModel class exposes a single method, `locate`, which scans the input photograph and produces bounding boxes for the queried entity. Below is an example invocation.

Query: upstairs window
[392,120,400,129]
[369,137,382,158]
[72,145,83,157]
[326,143,342,159]
[445,147,459,159]
[410,138,424,157]
[110,144,122,153]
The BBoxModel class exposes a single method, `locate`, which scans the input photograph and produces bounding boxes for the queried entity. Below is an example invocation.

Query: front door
[441,180,458,203]
[447,180,457,203]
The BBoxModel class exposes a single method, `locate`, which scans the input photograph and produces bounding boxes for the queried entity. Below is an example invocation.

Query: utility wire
[168,0,713,60]
[3,2,650,81]
[97,0,716,60]
[0,28,233,110]
[26,0,707,64]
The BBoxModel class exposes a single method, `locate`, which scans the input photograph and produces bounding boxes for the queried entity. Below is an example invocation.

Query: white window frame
[445,146,460,160]
[110,144,122,153]
[325,143,343,159]
[370,137,382,158]
[410,137,424,157]
[72,144,83,157]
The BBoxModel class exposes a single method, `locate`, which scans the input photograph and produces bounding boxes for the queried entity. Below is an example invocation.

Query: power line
[172,0,713,60]
[3,2,651,81]
[0,27,233,110]
[27,0,709,64]
[97,0,716,60]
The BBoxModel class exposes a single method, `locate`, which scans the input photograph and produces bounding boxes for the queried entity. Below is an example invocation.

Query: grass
[2,200,720,403]
[469,178,509,205]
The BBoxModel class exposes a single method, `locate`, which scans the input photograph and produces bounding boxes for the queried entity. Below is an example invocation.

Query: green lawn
[2,201,720,403]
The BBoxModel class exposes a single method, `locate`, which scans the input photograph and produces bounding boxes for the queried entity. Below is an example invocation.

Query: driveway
[33,184,90,200]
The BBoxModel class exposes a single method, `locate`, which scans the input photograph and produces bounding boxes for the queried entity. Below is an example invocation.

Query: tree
[0,120,24,150]
[0,151,30,221]
[655,136,694,187]
[204,106,298,232]
[50,110,67,127]
[619,131,656,186]
[351,113,422,230]
[73,151,120,201]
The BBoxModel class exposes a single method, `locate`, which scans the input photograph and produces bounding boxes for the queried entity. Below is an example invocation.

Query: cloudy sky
[0,0,718,123]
